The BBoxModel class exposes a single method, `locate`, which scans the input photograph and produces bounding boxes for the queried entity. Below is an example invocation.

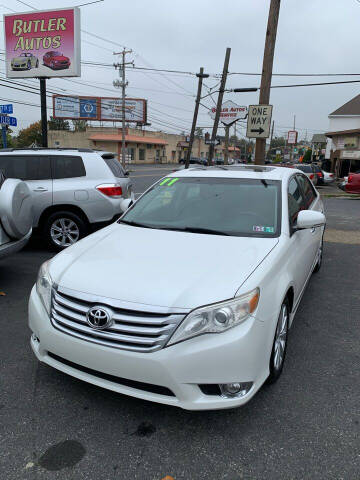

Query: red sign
[287,130,298,145]
[4,7,81,79]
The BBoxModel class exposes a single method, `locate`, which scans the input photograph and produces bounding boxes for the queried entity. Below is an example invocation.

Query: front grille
[51,286,185,353]
[48,352,175,397]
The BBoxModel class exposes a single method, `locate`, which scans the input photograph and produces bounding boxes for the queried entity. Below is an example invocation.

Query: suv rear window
[104,157,125,177]
[0,155,51,180]
[295,164,312,173]
[52,155,86,179]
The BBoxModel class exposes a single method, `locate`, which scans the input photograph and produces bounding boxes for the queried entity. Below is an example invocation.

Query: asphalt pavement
[0,168,359,480]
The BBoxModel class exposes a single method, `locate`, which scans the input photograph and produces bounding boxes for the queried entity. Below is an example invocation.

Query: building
[310,134,327,162]
[325,94,360,176]
[48,126,226,164]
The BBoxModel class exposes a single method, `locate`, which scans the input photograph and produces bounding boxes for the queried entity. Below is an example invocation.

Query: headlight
[36,260,53,315]
[167,288,259,346]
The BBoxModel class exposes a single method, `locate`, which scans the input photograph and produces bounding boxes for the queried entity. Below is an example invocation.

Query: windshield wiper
[156,226,231,236]
[118,219,155,229]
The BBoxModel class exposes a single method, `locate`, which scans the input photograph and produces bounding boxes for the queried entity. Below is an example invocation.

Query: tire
[27,61,31,70]
[267,299,289,384]
[43,211,88,251]
[313,236,324,273]
[35,59,39,68]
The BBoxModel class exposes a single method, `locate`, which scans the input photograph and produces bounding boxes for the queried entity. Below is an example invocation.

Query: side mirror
[119,198,133,212]
[296,210,326,230]
[124,171,130,177]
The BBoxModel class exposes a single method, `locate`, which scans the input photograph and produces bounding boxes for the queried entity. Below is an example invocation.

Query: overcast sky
[2,0,360,141]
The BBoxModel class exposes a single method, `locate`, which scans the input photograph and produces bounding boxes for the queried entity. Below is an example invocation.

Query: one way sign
[246,104,273,139]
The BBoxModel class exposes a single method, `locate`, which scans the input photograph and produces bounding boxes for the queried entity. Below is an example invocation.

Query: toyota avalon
[29,166,325,410]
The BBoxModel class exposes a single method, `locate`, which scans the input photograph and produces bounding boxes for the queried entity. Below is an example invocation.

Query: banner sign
[53,95,147,123]
[4,7,81,78]
[287,130,298,145]
[209,100,247,126]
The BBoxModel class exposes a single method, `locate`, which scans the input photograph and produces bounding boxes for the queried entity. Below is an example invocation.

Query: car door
[287,176,315,303]
[0,154,52,228]
[296,173,323,268]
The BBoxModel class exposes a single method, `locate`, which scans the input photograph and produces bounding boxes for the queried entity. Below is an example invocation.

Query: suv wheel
[44,211,88,250]
[267,299,289,384]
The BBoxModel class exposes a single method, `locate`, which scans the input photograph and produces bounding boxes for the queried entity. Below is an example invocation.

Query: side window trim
[288,175,306,235]
[296,173,316,209]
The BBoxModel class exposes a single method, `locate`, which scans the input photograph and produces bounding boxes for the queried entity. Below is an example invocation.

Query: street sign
[205,137,221,146]
[246,105,273,138]
[287,130,298,144]
[208,100,248,126]
[0,104,13,114]
[0,115,17,127]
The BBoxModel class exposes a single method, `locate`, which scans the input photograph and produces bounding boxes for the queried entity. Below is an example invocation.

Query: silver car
[0,149,134,250]
[0,171,32,259]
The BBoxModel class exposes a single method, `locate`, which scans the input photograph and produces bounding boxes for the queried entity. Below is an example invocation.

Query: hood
[49,224,278,310]
[52,55,69,61]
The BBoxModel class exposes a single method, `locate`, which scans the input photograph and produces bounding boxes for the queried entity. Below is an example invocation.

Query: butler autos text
[11,17,68,50]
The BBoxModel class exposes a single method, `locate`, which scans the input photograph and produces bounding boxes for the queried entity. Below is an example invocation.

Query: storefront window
[139,149,145,161]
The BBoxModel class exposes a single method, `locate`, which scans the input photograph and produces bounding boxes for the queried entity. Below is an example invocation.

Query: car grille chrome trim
[51,287,186,353]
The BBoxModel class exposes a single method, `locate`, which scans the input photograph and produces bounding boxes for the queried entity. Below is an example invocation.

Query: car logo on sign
[86,306,113,330]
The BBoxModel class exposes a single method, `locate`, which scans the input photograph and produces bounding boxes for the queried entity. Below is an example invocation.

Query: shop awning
[89,134,168,145]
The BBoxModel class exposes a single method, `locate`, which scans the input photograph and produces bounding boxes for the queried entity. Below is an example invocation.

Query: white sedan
[29,165,325,410]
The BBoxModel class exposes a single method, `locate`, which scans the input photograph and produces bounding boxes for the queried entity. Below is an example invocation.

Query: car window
[295,164,312,173]
[0,155,51,181]
[52,155,86,179]
[103,157,125,177]
[288,177,305,227]
[122,177,281,237]
[297,174,316,208]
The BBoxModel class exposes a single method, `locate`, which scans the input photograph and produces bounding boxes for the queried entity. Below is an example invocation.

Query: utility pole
[113,49,133,168]
[39,77,48,147]
[208,47,231,166]
[224,125,230,165]
[254,0,281,165]
[185,67,209,169]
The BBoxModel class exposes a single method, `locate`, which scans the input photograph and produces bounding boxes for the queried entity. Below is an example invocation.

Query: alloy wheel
[50,218,80,247]
[273,303,288,371]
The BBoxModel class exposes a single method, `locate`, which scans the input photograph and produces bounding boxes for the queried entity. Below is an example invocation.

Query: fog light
[220,382,253,398]
[31,333,40,343]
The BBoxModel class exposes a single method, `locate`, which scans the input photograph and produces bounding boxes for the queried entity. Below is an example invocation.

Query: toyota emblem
[86,306,113,330]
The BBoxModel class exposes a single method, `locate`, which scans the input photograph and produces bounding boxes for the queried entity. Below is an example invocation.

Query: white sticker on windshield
[253,226,274,233]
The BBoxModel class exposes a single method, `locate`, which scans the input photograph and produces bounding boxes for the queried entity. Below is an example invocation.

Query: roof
[311,134,327,143]
[167,165,295,181]
[325,128,360,137]
[329,94,360,116]
[89,134,168,145]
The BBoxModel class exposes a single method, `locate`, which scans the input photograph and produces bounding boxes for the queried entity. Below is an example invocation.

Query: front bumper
[29,287,270,410]
[0,229,32,259]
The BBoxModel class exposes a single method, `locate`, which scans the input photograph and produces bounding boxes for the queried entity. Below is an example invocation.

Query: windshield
[121,177,281,237]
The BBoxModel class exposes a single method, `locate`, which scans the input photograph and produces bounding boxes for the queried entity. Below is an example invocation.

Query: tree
[14,121,42,147]
[72,119,87,132]
[303,148,312,163]
[195,127,203,138]
[48,116,70,131]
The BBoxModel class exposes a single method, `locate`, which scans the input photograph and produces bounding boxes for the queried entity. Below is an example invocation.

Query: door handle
[33,187,48,192]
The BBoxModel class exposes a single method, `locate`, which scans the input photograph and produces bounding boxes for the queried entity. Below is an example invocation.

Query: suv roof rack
[0,147,95,153]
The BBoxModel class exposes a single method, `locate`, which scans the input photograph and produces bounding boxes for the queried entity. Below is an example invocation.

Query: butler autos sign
[53,95,147,123]
[209,100,247,126]
[4,7,81,78]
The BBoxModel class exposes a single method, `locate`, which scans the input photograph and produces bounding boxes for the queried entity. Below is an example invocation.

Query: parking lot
[1,166,359,480]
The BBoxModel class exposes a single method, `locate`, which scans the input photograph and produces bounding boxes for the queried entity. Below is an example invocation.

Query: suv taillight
[348,175,353,183]
[96,184,123,197]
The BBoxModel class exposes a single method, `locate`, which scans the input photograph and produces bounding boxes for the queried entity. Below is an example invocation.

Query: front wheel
[43,211,88,250]
[267,299,289,384]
